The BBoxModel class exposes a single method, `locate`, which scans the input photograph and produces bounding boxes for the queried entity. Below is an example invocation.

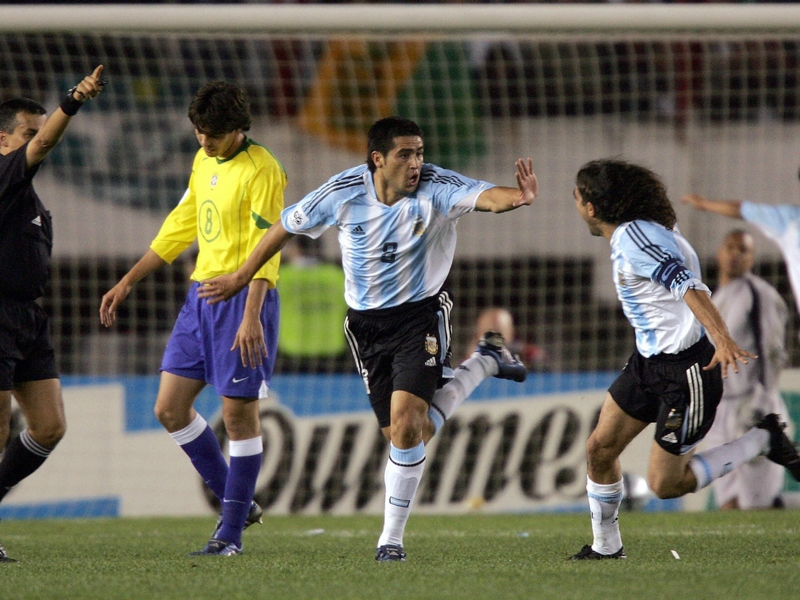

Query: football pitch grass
[1,510,799,600]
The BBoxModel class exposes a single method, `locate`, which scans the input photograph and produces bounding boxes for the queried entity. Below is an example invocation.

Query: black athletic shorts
[0,297,59,390]
[344,291,453,428]
[608,336,722,456]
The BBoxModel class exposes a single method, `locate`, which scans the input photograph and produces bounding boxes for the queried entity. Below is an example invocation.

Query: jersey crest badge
[413,215,426,237]
[665,408,683,430]
[425,334,438,355]
[210,174,218,189]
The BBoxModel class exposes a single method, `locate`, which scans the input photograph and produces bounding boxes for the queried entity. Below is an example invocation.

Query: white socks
[169,413,207,445]
[378,442,426,548]
[428,353,496,433]
[689,427,770,491]
[587,476,624,555]
[379,354,494,548]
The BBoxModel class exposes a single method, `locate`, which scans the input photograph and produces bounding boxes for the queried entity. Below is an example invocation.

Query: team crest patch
[425,334,438,355]
[665,408,683,430]
[413,215,426,237]
[210,174,218,188]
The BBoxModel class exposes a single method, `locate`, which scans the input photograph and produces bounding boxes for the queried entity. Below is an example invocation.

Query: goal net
[2,4,800,516]
[4,4,796,375]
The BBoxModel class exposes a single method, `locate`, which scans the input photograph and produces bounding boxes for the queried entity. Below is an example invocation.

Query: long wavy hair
[576,159,677,230]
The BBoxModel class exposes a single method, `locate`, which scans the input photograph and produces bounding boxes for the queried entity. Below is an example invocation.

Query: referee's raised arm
[25,65,105,168]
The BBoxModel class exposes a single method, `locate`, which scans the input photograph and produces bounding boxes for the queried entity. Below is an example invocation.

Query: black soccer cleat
[0,539,17,563]
[189,538,242,557]
[375,544,406,562]
[757,413,800,481]
[569,544,626,560]
[211,500,263,540]
[476,331,527,382]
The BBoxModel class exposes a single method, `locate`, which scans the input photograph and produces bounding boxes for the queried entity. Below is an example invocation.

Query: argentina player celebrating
[200,116,538,561]
[570,159,800,561]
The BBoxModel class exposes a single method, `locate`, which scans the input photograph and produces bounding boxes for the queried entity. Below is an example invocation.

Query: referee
[0,66,105,563]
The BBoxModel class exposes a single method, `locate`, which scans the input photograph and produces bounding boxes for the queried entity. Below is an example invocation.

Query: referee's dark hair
[0,98,46,133]
[576,159,677,230]
[366,116,423,173]
[188,81,251,137]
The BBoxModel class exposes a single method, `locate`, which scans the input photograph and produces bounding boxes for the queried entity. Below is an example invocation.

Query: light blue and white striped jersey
[610,220,710,357]
[741,201,800,315]
[281,163,493,310]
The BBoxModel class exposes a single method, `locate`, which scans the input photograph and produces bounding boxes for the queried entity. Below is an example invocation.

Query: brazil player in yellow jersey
[100,82,286,556]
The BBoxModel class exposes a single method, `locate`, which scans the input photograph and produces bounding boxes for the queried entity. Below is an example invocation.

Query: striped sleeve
[421,164,493,217]
[621,221,709,300]
[282,169,362,238]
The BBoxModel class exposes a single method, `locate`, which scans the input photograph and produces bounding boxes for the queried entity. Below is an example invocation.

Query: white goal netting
[4,4,800,517]
[2,5,800,378]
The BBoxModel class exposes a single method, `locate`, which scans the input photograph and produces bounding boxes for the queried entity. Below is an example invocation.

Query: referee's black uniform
[0,141,59,390]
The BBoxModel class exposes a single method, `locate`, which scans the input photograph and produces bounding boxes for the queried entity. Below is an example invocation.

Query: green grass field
[1,510,799,600]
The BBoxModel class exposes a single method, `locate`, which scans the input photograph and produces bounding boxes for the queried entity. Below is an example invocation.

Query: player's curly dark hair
[188,81,251,136]
[0,98,46,133]
[576,159,677,230]
[366,116,423,173]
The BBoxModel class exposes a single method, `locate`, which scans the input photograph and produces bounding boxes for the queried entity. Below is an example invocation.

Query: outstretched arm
[26,65,105,168]
[683,288,756,377]
[100,249,166,327]
[475,158,538,213]
[681,193,743,219]
[198,221,295,304]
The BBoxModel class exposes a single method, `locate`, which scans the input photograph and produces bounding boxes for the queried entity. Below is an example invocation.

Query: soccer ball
[621,471,653,511]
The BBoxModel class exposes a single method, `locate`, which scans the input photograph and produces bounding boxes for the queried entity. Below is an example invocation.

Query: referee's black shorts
[0,297,59,391]
[608,336,723,456]
[344,291,453,428]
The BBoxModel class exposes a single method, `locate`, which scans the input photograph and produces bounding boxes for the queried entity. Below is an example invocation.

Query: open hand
[704,339,757,378]
[514,158,539,207]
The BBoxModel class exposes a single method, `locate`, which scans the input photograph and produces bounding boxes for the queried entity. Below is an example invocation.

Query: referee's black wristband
[60,87,84,116]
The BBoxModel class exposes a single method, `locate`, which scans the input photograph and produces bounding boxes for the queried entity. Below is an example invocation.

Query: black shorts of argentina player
[0,66,106,563]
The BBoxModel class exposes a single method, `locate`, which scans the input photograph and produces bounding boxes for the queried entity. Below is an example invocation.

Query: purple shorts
[161,282,279,399]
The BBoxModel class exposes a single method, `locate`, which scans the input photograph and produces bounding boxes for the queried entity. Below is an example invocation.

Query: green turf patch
[1,511,799,600]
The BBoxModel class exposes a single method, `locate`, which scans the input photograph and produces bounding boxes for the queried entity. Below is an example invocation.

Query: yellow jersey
[150,138,286,285]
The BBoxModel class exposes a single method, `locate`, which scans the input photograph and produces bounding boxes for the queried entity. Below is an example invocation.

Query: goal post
[4,4,800,33]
